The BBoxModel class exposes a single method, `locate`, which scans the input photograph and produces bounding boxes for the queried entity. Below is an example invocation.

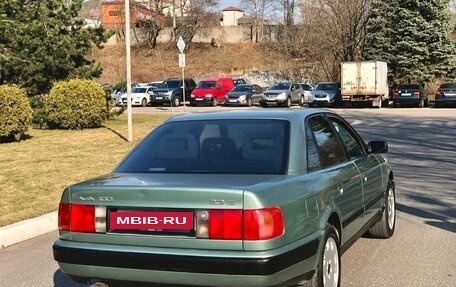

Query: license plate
[155,97,163,100]
[196,98,203,101]
[229,100,237,103]
[110,211,193,230]
[402,93,411,96]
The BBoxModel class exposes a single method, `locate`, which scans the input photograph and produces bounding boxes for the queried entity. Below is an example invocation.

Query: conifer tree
[363,0,456,84]
[0,0,109,95]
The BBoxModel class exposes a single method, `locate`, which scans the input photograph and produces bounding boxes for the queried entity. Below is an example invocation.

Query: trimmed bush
[45,79,107,129]
[0,85,33,142]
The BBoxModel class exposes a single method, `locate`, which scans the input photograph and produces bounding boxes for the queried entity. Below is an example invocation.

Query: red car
[190,76,235,106]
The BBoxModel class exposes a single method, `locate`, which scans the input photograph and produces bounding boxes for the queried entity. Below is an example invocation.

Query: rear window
[315,83,338,90]
[398,84,420,89]
[115,120,290,175]
[197,81,217,89]
[439,83,456,89]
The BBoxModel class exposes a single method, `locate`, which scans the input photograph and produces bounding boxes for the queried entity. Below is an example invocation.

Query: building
[220,6,244,26]
[100,0,165,30]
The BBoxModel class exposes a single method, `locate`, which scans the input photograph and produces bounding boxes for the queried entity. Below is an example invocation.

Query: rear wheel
[296,225,341,287]
[246,97,252,107]
[299,95,305,106]
[171,96,180,107]
[367,180,396,238]
[285,97,292,107]
[141,98,147,107]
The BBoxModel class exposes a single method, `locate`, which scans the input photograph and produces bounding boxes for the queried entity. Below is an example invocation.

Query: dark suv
[150,78,196,107]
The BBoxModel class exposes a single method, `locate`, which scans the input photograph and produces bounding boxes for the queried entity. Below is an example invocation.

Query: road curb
[0,211,57,249]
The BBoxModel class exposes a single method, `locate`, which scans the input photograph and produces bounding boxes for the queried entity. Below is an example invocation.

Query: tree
[174,0,219,44]
[363,0,456,85]
[0,0,109,95]
[240,0,275,42]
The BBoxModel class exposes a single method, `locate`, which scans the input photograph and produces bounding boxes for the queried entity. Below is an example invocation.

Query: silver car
[309,82,342,107]
[260,82,305,107]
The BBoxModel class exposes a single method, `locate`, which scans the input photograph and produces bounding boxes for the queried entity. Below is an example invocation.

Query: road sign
[177,36,185,53]
[179,53,186,68]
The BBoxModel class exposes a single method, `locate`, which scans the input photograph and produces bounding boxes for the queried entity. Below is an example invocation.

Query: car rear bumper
[53,237,320,287]
[435,97,456,106]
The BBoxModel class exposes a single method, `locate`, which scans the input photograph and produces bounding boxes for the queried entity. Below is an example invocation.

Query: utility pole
[125,0,133,142]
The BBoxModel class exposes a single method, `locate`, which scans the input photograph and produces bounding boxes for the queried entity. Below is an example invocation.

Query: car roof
[165,108,335,123]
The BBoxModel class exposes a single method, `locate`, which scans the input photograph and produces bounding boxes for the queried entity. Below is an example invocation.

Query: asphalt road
[0,106,455,287]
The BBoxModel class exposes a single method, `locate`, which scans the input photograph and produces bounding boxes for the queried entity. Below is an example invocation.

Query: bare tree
[174,0,219,44]
[298,0,370,80]
[134,1,178,49]
[240,0,275,42]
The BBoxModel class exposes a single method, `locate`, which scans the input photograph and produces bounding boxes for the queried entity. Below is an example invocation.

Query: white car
[299,83,314,103]
[121,86,155,107]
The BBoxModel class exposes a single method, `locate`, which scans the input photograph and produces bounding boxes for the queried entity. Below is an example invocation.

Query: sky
[219,0,241,9]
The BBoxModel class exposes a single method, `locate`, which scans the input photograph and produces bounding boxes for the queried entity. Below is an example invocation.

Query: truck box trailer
[341,61,389,108]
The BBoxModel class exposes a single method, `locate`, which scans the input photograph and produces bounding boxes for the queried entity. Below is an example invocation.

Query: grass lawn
[0,113,171,227]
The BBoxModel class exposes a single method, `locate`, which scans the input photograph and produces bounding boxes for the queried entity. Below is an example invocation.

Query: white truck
[341,61,389,108]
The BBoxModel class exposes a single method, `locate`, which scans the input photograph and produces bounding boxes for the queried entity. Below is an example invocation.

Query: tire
[367,180,396,238]
[309,102,314,108]
[246,97,252,107]
[211,98,217,107]
[285,97,292,108]
[296,225,341,287]
[141,98,147,107]
[261,102,268,108]
[299,95,305,106]
[171,96,180,107]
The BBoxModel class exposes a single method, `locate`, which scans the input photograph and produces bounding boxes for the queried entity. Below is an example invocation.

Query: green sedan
[53,109,395,287]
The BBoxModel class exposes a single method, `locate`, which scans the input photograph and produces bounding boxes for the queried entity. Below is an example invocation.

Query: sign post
[177,36,186,107]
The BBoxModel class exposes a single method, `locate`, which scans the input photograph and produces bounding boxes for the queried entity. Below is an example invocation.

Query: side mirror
[367,141,388,154]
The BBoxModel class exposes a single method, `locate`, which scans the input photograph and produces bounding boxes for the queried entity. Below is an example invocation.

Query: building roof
[222,6,243,12]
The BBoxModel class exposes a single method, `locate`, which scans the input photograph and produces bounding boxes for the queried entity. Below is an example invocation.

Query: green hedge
[45,79,107,129]
[0,85,33,142]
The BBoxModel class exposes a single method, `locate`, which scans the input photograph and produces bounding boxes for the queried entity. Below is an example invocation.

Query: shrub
[29,95,48,129]
[0,85,33,142]
[45,79,107,129]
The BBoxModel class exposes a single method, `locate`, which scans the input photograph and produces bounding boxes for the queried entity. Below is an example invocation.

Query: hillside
[90,42,276,85]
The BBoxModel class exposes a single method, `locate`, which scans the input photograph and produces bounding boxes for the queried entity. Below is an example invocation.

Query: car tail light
[413,92,420,96]
[436,91,443,98]
[200,207,284,240]
[393,92,399,98]
[58,203,106,233]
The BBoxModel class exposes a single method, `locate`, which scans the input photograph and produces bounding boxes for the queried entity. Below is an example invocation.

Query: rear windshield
[397,84,420,89]
[440,83,456,89]
[115,120,290,175]
[197,81,217,89]
[315,83,338,90]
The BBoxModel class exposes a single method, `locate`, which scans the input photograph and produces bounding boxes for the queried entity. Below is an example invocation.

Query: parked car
[120,85,156,107]
[435,82,456,107]
[233,77,248,86]
[110,83,139,106]
[300,83,315,103]
[190,76,235,106]
[308,82,342,107]
[150,78,197,107]
[224,84,263,107]
[392,83,428,108]
[260,82,305,107]
[53,109,395,287]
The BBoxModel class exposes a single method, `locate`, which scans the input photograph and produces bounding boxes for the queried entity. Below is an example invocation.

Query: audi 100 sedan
[53,109,396,287]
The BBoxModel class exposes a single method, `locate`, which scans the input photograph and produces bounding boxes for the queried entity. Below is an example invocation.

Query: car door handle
[337,184,344,195]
